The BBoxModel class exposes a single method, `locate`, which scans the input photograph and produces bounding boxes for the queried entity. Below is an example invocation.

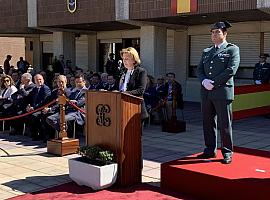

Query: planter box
[68,158,118,190]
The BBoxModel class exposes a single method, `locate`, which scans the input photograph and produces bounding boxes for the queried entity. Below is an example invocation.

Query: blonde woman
[119,47,148,119]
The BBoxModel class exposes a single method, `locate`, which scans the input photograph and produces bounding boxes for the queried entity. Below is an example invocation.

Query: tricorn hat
[259,53,270,58]
[210,21,232,31]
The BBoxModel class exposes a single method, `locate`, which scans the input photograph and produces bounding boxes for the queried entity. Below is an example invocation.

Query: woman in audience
[0,75,17,113]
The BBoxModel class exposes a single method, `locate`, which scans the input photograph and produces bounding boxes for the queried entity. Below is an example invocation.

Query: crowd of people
[1,21,269,167]
[0,49,184,143]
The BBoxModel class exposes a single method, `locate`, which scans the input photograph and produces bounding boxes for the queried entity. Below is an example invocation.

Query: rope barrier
[66,99,86,114]
[0,99,57,121]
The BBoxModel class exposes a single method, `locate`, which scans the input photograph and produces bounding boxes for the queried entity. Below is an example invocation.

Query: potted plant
[68,145,118,190]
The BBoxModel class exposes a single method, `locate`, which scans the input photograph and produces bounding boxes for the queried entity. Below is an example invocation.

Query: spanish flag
[233,84,270,120]
[171,0,197,14]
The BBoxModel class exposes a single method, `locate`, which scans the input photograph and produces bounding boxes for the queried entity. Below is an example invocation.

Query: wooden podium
[86,91,143,186]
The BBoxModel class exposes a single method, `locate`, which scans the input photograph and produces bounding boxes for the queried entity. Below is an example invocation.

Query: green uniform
[197,41,240,157]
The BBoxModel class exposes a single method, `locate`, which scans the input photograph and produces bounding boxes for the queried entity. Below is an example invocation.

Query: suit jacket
[66,86,87,125]
[119,65,147,97]
[17,60,29,73]
[164,81,184,109]
[53,60,65,74]
[197,42,240,100]
[29,84,51,109]
[88,83,103,90]
[253,62,270,84]
[119,65,148,118]
[106,83,118,91]
[11,83,36,113]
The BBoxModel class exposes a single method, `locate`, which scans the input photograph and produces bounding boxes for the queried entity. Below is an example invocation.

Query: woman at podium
[119,47,148,120]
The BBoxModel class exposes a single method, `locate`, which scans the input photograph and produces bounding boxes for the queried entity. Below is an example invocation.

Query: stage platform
[161,147,270,200]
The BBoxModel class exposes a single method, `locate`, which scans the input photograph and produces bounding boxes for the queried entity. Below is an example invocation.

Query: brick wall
[38,0,115,26]
[197,0,257,14]
[130,0,172,19]
[0,38,26,67]
[0,0,28,31]
[129,0,257,19]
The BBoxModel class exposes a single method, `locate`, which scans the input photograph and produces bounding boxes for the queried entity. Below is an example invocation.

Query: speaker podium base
[47,138,79,156]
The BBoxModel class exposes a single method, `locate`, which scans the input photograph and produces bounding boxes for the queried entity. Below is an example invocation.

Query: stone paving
[0,102,269,199]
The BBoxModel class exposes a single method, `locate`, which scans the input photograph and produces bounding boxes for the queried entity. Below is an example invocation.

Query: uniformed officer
[253,53,270,84]
[196,21,240,164]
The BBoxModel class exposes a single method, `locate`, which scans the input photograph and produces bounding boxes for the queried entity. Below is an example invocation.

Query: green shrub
[78,145,114,165]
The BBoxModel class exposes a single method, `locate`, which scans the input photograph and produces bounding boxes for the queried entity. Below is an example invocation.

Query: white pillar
[26,37,42,70]
[53,32,76,64]
[27,0,37,27]
[88,34,98,72]
[174,30,188,99]
[140,26,167,77]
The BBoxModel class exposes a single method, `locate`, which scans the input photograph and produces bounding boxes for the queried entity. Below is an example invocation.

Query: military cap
[259,53,270,58]
[210,21,232,31]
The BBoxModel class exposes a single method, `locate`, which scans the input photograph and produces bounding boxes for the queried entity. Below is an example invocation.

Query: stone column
[27,0,37,27]
[53,32,76,64]
[140,26,167,77]
[88,34,98,72]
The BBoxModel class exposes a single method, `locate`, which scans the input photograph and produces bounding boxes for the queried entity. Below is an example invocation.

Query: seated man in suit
[106,74,118,91]
[163,72,183,120]
[36,75,69,141]
[9,73,36,134]
[253,53,270,84]
[27,74,51,140]
[46,74,87,138]
[88,73,103,90]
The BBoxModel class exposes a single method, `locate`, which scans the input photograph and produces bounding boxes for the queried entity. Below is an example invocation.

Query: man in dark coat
[106,75,118,91]
[105,53,119,78]
[17,57,30,74]
[197,21,240,164]
[53,55,65,74]
[27,74,51,140]
[253,53,270,84]
[3,55,12,75]
[163,72,183,120]
[9,73,36,135]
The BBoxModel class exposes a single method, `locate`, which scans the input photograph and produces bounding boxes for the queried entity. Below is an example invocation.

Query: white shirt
[120,69,134,92]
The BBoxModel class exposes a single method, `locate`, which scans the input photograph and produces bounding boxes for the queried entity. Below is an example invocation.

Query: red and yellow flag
[171,0,197,14]
[233,84,270,120]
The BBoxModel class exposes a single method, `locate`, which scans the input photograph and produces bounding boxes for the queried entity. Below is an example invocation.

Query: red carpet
[161,147,270,200]
[9,182,196,200]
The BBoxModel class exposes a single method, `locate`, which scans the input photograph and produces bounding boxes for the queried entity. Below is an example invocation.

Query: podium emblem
[67,0,77,13]
[96,104,111,127]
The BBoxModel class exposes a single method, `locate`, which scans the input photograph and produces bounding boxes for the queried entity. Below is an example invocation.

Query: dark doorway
[122,38,140,55]
[99,42,122,73]
[42,53,53,70]
[98,38,140,73]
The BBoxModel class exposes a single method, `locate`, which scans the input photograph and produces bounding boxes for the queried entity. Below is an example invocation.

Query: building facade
[0,0,270,101]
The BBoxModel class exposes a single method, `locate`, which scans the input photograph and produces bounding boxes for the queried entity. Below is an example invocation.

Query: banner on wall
[171,0,197,14]
[67,0,77,13]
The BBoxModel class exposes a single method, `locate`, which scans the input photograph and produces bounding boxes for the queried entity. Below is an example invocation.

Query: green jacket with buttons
[197,41,240,100]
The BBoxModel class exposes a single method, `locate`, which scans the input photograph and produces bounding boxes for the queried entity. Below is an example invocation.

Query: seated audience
[46,74,87,138]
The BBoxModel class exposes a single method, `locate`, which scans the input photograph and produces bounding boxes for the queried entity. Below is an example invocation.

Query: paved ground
[0,102,269,199]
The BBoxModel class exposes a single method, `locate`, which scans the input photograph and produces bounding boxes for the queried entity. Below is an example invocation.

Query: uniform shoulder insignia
[226,43,235,47]
[204,46,213,52]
